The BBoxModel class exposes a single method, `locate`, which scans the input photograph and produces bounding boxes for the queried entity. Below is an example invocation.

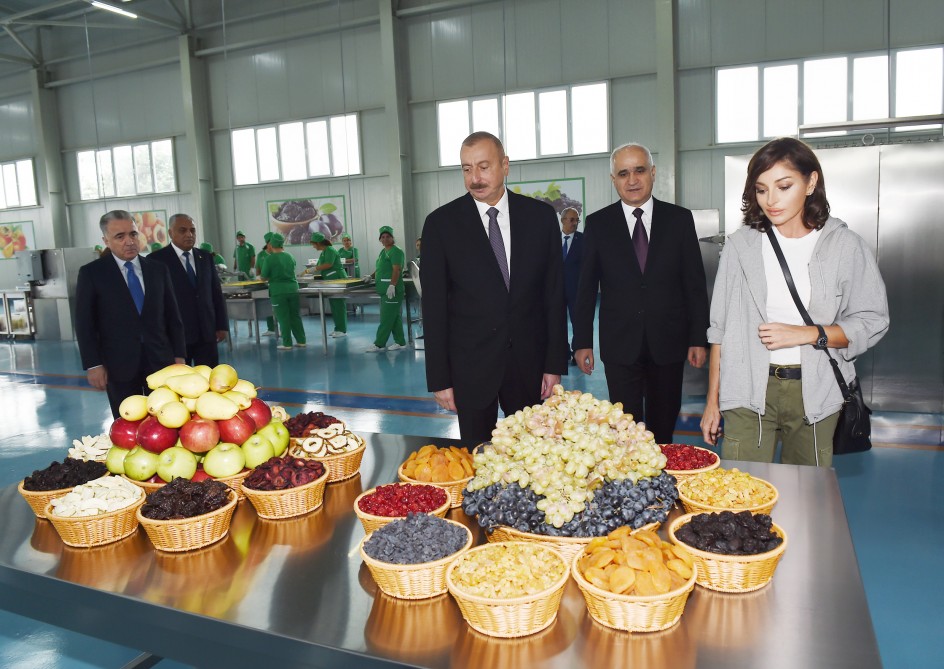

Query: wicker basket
[121,475,165,495]
[571,548,698,632]
[18,474,109,519]
[446,542,570,638]
[137,491,238,552]
[353,484,451,533]
[241,466,329,519]
[288,439,366,483]
[397,463,472,509]
[360,519,473,600]
[668,514,788,593]
[677,475,778,516]
[44,495,146,548]
[214,469,252,501]
[487,522,661,565]
[662,445,720,480]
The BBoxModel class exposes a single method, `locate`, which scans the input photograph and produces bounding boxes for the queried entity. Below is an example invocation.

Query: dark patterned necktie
[183,251,197,287]
[632,208,648,272]
[487,207,510,290]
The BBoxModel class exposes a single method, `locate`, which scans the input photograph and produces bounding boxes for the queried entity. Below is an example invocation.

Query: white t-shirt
[762,226,822,365]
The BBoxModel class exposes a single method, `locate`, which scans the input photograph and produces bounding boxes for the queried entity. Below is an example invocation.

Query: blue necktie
[487,207,510,290]
[124,261,144,314]
[562,235,570,260]
[183,251,197,287]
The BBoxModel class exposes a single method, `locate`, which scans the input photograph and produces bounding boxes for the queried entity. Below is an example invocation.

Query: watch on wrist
[814,325,828,351]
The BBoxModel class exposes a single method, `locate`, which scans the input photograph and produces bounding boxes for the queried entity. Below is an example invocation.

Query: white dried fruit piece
[49,476,142,518]
[68,434,113,462]
[270,406,290,422]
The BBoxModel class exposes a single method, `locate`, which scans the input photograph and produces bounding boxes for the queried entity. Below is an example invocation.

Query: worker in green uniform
[232,231,255,277]
[256,232,276,337]
[199,242,226,267]
[366,226,406,352]
[311,232,348,337]
[149,242,162,253]
[261,233,306,350]
[338,233,360,278]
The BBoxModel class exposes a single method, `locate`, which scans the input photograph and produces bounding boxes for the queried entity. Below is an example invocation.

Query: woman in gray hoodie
[700,138,889,467]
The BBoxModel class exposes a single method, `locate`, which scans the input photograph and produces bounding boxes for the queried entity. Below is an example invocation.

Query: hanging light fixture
[88,1,138,19]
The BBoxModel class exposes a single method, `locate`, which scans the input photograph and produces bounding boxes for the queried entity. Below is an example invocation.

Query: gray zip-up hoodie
[708,217,889,423]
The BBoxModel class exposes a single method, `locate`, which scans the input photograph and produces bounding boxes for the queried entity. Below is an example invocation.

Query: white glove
[386,284,396,299]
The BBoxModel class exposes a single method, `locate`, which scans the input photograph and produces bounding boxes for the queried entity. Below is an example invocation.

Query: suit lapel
[605,202,641,277]
[139,256,156,313]
[105,255,142,316]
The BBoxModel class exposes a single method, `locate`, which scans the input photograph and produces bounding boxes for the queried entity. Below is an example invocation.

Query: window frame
[0,158,39,210]
[76,139,177,202]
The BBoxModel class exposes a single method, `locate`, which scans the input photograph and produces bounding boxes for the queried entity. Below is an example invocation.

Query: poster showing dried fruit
[130,210,168,252]
[267,196,346,246]
[0,221,35,259]
[508,178,586,230]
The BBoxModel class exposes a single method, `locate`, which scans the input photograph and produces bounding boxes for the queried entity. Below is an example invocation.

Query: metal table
[299,279,372,355]
[0,434,881,669]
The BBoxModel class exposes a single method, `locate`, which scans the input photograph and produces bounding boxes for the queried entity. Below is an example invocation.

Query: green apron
[338,246,360,278]
[373,245,405,347]
[262,252,304,346]
[234,242,255,275]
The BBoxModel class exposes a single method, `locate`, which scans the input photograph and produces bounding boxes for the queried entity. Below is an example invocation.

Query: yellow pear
[232,378,257,399]
[223,390,252,410]
[165,373,210,399]
[195,391,239,421]
[208,364,238,393]
[147,387,180,415]
[193,365,212,381]
[157,401,190,428]
[181,396,198,412]
[119,395,148,421]
[145,364,192,390]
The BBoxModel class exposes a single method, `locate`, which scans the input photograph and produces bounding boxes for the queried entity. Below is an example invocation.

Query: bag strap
[764,227,851,401]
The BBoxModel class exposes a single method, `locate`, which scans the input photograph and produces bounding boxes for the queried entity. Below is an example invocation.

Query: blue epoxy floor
[0,308,941,669]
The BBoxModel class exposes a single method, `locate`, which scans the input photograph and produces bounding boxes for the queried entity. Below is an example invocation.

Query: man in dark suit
[573,143,709,444]
[149,214,228,366]
[421,131,568,444]
[75,210,187,418]
[560,208,584,365]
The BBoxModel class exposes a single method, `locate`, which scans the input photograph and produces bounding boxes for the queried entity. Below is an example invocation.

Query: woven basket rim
[19,472,110,496]
[491,521,660,544]
[446,541,570,606]
[677,474,778,513]
[661,445,721,476]
[668,513,788,564]
[240,465,329,497]
[360,519,473,571]
[120,474,166,490]
[354,483,451,522]
[44,489,145,522]
[294,439,366,461]
[396,461,474,486]
[136,489,237,526]
[571,547,697,603]
[213,468,252,483]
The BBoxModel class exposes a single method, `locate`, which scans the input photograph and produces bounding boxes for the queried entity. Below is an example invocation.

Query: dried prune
[23,458,107,491]
[141,478,231,520]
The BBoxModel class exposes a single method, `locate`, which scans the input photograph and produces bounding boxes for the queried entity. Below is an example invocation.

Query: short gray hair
[560,208,579,219]
[610,143,653,175]
[99,210,134,234]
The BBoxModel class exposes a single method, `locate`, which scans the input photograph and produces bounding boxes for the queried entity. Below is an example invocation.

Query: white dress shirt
[473,188,512,273]
[171,242,197,278]
[112,253,145,296]
[621,197,654,241]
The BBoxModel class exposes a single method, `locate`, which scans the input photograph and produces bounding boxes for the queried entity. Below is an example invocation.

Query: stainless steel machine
[25,247,98,340]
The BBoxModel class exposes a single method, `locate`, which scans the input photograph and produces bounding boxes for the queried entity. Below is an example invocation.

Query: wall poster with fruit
[0,221,35,259]
[267,196,347,246]
[508,178,586,230]
[130,210,168,252]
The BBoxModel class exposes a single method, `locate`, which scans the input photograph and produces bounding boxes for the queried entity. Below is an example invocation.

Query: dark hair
[741,138,830,232]
[461,131,506,160]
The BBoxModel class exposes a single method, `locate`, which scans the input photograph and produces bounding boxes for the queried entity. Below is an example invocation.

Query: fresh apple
[179,417,219,453]
[119,395,148,421]
[157,446,198,483]
[257,420,290,457]
[202,442,245,478]
[244,398,272,432]
[157,401,190,429]
[105,445,129,474]
[123,446,160,481]
[191,466,211,482]
[136,416,179,453]
[109,418,142,449]
[147,387,179,416]
[146,474,163,483]
[241,433,275,469]
[217,411,255,445]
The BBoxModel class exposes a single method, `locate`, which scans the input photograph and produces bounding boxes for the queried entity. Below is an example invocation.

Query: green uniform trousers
[271,292,306,347]
[329,298,347,333]
[721,370,840,468]
[374,296,405,347]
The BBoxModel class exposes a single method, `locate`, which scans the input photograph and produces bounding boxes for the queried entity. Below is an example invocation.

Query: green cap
[199,242,213,253]
[150,242,162,251]
[269,233,285,248]
[94,245,103,251]
[341,233,351,241]
[263,232,273,243]
[236,230,246,238]
[310,232,326,244]
[378,225,394,239]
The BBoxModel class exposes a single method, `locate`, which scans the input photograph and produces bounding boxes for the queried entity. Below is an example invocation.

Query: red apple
[244,398,272,432]
[217,411,255,445]
[136,415,179,453]
[109,418,142,449]
[179,417,220,454]
[191,466,212,482]
[146,474,163,483]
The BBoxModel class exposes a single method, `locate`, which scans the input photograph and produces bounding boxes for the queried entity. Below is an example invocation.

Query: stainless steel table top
[0,434,881,669]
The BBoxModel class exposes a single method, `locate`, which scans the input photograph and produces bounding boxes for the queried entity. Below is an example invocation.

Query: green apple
[241,433,275,469]
[105,445,129,475]
[202,442,246,478]
[257,420,290,457]
[123,446,160,481]
[157,446,198,482]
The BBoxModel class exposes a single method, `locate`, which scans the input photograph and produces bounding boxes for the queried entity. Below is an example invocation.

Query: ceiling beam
[11,19,124,29]
[82,1,183,31]
[0,0,78,25]
[0,50,33,64]
[2,25,39,65]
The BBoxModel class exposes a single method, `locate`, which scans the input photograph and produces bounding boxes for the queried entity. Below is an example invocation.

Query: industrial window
[77,139,176,201]
[716,46,943,142]
[436,82,609,167]
[0,158,37,209]
[230,114,361,186]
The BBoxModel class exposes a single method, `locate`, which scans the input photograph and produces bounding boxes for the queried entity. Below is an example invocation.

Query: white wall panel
[607,0,657,76]
[678,150,715,212]
[824,0,888,53]
[609,75,657,149]
[890,0,944,46]
[561,0,611,83]
[410,102,439,172]
[471,1,511,94]
[430,10,475,100]
[678,0,712,69]
[764,0,825,61]
[511,0,563,89]
[0,96,34,159]
[709,0,767,66]
[404,17,434,102]
[678,69,714,150]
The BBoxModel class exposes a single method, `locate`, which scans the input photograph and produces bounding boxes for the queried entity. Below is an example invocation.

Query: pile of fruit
[141,478,232,520]
[49,477,142,518]
[357,483,448,517]
[284,411,343,437]
[661,444,718,471]
[450,543,566,599]
[68,434,112,462]
[678,468,775,509]
[244,457,326,491]
[104,363,290,484]
[363,514,467,565]
[462,385,673,532]
[23,459,107,491]
[674,512,782,555]
[283,410,364,458]
[401,445,474,482]
[576,526,693,596]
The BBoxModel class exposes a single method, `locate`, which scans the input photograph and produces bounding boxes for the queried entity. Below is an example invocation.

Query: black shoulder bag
[765,228,872,454]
